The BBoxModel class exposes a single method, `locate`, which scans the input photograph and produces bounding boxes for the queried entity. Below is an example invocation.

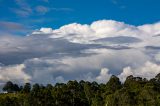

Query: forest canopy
[1,73,160,106]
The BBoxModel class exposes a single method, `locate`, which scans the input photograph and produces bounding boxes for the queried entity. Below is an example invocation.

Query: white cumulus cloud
[96,68,111,83]
[0,20,160,84]
[0,64,31,83]
[118,61,160,82]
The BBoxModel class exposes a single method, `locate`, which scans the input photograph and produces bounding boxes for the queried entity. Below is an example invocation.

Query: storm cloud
[0,20,160,84]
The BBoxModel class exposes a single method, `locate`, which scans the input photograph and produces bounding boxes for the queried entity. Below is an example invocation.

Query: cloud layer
[0,20,160,84]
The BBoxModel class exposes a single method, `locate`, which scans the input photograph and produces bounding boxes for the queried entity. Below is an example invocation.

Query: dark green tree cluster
[0,74,160,106]
[2,81,20,93]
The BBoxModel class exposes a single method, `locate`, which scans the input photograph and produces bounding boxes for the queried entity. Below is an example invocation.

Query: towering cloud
[0,64,31,83]
[0,20,160,84]
[119,61,160,82]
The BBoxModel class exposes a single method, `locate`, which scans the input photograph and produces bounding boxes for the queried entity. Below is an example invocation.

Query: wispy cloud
[12,8,32,17]
[0,21,31,35]
[36,0,49,3]
[51,8,74,12]
[35,6,74,15]
[35,5,49,15]
[0,21,25,30]
[12,0,73,17]
[12,0,32,17]
[111,0,118,5]
[111,0,126,9]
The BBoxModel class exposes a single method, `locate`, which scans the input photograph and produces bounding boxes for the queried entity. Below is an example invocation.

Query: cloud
[155,52,160,62]
[39,28,53,33]
[0,20,160,84]
[0,64,31,83]
[94,36,142,44]
[0,21,25,30]
[13,48,148,84]
[118,61,160,82]
[36,0,50,3]
[111,0,118,5]
[55,76,65,83]
[0,21,32,36]
[34,6,73,15]
[13,9,32,17]
[96,68,112,83]
[13,0,32,17]
[12,0,73,17]
[138,22,160,35]
[35,5,49,14]
[51,8,74,12]
[48,20,147,44]
[110,0,126,9]
[0,21,29,35]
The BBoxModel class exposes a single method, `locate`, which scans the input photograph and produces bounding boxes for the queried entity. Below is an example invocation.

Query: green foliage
[2,81,20,93]
[22,83,31,93]
[1,73,160,106]
[105,75,122,94]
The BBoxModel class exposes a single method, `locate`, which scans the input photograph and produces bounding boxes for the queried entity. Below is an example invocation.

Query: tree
[13,84,20,92]
[23,83,31,93]
[46,84,53,90]
[2,74,160,106]
[3,81,15,93]
[155,73,160,81]
[84,82,93,105]
[105,75,122,94]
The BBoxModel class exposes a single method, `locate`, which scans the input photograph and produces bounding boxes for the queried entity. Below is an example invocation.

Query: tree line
[1,73,160,106]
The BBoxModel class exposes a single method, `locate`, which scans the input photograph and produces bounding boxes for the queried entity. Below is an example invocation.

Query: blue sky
[0,0,160,32]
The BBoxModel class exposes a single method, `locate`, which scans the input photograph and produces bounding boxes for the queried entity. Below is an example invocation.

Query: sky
[0,0,160,85]
[0,0,160,32]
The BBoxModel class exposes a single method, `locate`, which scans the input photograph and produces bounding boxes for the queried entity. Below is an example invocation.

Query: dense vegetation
[1,73,160,106]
